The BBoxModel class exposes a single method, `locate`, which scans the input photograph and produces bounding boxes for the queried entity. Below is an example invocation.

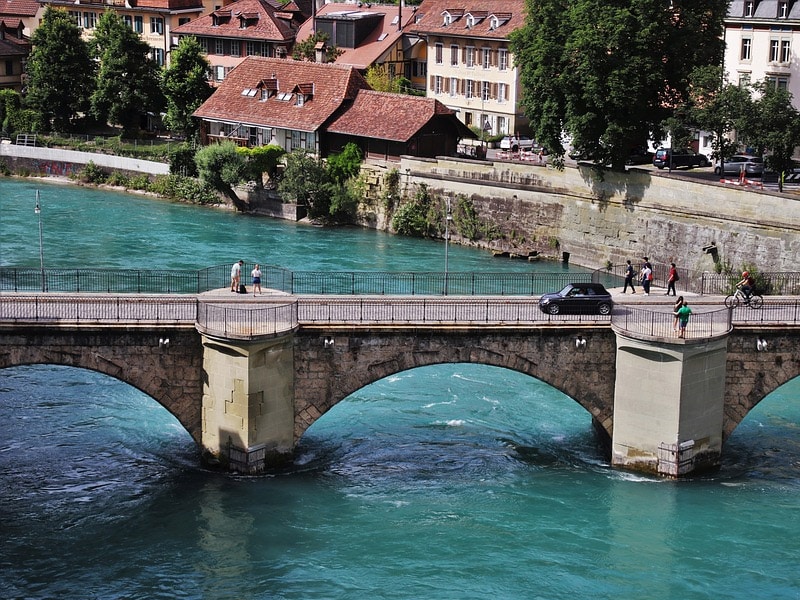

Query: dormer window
[441,10,463,26]
[293,83,314,106]
[211,10,231,26]
[464,11,487,28]
[466,14,474,28]
[258,77,278,100]
[238,12,258,28]
[779,1,789,18]
[443,12,452,26]
[744,1,756,17]
[488,13,512,29]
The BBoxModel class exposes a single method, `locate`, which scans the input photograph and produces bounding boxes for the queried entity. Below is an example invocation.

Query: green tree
[364,64,410,93]
[162,37,213,138]
[686,66,752,174]
[25,7,94,132]
[278,150,333,217]
[510,0,728,170]
[90,12,164,137]
[326,142,362,185]
[195,141,248,210]
[237,145,285,188]
[292,32,343,63]
[738,83,800,192]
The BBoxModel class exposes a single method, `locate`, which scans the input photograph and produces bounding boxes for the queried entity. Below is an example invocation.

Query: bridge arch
[0,326,204,445]
[723,330,800,442]
[293,327,618,446]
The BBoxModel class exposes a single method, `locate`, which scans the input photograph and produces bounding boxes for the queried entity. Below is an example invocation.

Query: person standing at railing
[676,301,692,338]
[251,264,262,296]
[231,260,243,293]
[672,296,684,332]
[640,259,652,296]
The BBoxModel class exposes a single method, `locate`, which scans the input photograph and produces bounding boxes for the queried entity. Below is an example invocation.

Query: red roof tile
[326,90,461,142]
[173,0,297,42]
[409,0,526,40]
[295,3,416,70]
[193,56,371,132]
[0,0,39,17]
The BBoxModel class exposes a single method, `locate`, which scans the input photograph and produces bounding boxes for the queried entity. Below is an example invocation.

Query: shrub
[79,161,107,184]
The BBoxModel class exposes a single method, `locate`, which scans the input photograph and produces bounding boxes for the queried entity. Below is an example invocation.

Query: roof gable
[173,0,297,42]
[193,56,371,132]
[410,0,526,39]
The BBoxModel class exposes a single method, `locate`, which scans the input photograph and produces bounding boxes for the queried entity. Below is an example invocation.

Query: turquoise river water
[1,178,799,599]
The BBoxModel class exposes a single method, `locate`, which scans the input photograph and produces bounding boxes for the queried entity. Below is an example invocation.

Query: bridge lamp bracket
[324,336,335,349]
[756,338,768,352]
[575,336,586,350]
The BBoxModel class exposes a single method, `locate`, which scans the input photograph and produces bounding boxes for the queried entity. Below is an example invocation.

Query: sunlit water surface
[1,179,799,599]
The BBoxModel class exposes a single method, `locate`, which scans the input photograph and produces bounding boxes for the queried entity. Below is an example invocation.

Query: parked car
[626,147,654,165]
[538,283,614,315]
[713,155,764,177]
[652,148,710,169]
[499,135,534,152]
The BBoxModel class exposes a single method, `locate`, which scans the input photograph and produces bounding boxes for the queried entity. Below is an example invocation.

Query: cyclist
[736,271,755,299]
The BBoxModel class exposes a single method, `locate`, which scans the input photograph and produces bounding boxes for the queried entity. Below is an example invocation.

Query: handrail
[196,302,299,340]
[611,305,733,341]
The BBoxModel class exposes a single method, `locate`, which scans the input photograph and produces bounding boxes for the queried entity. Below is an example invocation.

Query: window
[215,39,224,55]
[741,38,752,61]
[215,65,226,81]
[230,41,240,57]
[770,39,780,62]
[779,1,789,18]
[435,43,443,65]
[246,42,258,56]
[151,48,165,66]
[134,16,143,34]
[450,45,458,66]
[123,15,132,28]
[766,75,789,90]
[83,12,97,29]
[466,14,474,28]
[68,11,81,27]
[434,75,442,94]
[482,80,490,101]
[738,72,751,87]
[497,116,506,134]
[482,48,491,69]
[5,59,13,76]
[781,39,791,63]
[450,77,458,97]
[198,38,209,53]
[498,49,508,71]
[150,17,163,35]
[466,79,474,98]
[412,60,426,78]
[744,1,755,16]
[498,82,507,102]
[466,46,475,68]
[178,17,190,26]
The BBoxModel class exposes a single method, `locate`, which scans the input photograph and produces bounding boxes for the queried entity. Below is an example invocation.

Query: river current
[1,179,799,599]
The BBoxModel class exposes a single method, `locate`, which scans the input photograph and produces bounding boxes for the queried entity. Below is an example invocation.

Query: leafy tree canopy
[510,0,728,170]
[364,64,411,94]
[292,32,343,63]
[90,11,164,137]
[162,37,213,138]
[25,7,94,132]
[195,141,248,209]
[326,142,363,185]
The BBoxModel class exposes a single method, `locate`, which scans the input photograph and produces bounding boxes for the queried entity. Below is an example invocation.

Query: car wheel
[700,158,709,167]
[598,303,612,315]
[547,303,560,315]
[657,165,664,169]
[714,167,720,175]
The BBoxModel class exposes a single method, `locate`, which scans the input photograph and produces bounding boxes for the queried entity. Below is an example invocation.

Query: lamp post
[35,189,45,292]
[444,196,452,295]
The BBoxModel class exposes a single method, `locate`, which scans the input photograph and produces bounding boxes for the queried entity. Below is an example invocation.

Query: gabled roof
[409,0,526,40]
[173,0,297,42]
[193,56,371,132]
[0,0,39,18]
[326,90,475,142]
[129,0,204,9]
[295,3,416,70]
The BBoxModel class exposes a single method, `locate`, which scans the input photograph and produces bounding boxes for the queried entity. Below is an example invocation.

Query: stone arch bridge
[1,294,799,477]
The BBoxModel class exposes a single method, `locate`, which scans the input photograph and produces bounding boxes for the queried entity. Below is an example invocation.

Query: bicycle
[724,286,764,309]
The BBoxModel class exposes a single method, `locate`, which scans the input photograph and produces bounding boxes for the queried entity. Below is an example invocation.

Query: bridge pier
[200,332,295,473]
[611,334,728,477]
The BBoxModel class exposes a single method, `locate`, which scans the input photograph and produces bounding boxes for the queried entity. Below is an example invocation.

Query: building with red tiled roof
[193,55,370,152]
[408,0,529,138]
[42,0,206,66]
[294,2,419,80]
[326,89,474,160]
[0,0,41,36]
[173,0,306,85]
[0,19,30,92]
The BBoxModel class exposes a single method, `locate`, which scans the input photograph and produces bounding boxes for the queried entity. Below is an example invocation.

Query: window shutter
[444,78,450,93]
[429,75,435,90]
[462,46,466,62]
[492,82,498,99]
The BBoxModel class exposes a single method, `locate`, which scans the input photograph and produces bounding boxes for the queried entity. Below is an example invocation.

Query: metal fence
[196,302,298,340]
[611,305,732,340]
[0,295,198,322]
[1,264,597,297]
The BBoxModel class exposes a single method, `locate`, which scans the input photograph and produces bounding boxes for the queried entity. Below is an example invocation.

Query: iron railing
[0,295,198,322]
[611,305,733,340]
[0,264,596,297]
[196,302,298,340]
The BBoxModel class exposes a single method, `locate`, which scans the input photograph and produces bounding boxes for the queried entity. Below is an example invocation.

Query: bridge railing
[0,268,211,294]
[0,295,198,322]
[196,302,299,340]
[611,305,732,340]
[296,296,611,324]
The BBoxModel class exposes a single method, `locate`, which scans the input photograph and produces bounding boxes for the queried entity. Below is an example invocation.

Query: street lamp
[444,196,452,295]
[34,189,45,292]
